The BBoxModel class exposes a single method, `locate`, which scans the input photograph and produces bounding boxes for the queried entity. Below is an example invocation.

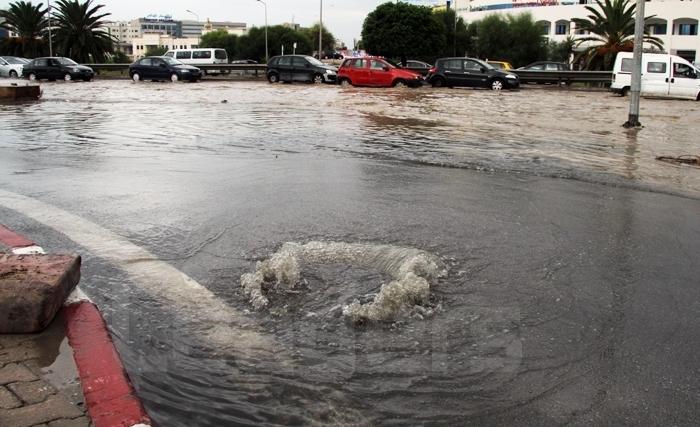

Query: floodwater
[1,81,699,425]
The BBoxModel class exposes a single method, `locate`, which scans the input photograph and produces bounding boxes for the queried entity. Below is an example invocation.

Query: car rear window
[647,62,666,73]
[620,58,633,72]
[215,50,227,60]
[292,56,307,67]
[193,50,211,59]
[278,56,292,66]
[176,51,191,59]
[35,59,48,66]
[442,59,462,71]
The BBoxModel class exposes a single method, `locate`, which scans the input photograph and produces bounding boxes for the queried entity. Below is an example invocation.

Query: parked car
[337,57,423,88]
[266,55,337,84]
[164,48,227,75]
[487,60,513,70]
[611,52,700,100]
[517,61,569,71]
[231,59,258,64]
[0,56,29,78]
[405,60,432,76]
[22,57,94,81]
[426,57,519,90]
[129,56,202,82]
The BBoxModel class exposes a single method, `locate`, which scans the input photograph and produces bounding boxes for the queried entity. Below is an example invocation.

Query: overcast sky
[3,1,444,47]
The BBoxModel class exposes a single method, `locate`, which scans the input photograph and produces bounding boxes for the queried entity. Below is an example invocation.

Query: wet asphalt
[0,80,699,426]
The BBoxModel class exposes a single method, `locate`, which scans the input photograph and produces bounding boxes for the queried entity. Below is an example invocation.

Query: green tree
[432,8,473,58]
[108,50,129,63]
[547,36,576,65]
[144,45,167,57]
[471,13,547,67]
[572,0,663,70]
[199,29,238,61]
[301,23,336,55]
[362,2,446,64]
[238,25,312,62]
[0,1,47,58]
[52,0,114,63]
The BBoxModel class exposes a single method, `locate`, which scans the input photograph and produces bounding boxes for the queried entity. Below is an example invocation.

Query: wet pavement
[1,80,699,426]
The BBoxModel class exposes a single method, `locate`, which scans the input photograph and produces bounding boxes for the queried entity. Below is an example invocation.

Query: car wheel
[431,77,445,88]
[64,73,72,82]
[313,73,324,84]
[170,73,179,83]
[9,70,18,78]
[339,78,352,87]
[490,79,504,91]
[27,73,37,81]
[132,73,140,82]
[268,73,279,83]
[82,77,92,82]
[621,87,629,97]
[393,79,407,88]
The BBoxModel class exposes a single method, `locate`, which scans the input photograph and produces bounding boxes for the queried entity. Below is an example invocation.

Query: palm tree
[52,0,114,63]
[572,0,663,70]
[0,1,48,58]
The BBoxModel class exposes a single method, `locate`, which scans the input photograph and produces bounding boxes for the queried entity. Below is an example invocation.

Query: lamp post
[257,0,268,62]
[185,9,199,22]
[318,0,323,60]
[623,0,645,128]
[47,0,53,57]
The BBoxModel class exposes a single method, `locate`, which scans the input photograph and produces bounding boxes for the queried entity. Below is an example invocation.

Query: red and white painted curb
[0,224,151,427]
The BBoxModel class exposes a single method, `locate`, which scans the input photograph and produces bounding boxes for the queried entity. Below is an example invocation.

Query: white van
[164,48,228,75]
[611,52,700,100]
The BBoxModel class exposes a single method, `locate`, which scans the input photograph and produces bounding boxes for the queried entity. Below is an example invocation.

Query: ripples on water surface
[1,81,699,426]
[2,80,699,197]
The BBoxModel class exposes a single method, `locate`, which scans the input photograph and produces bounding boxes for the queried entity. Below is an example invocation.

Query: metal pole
[47,0,53,57]
[319,0,323,60]
[623,0,645,128]
[257,0,268,62]
[185,9,199,22]
[453,0,457,57]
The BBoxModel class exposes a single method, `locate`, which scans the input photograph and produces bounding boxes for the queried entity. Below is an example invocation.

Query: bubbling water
[240,241,446,322]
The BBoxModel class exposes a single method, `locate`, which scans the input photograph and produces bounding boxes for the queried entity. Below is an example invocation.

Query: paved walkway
[0,314,91,427]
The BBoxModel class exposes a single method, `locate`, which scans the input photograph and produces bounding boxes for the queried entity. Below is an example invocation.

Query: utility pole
[319,0,323,60]
[453,0,458,57]
[623,0,646,128]
[47,0,53,57]
[257,0,268,62]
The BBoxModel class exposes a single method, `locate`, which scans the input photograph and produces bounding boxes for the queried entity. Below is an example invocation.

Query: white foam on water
[240,241,446,322]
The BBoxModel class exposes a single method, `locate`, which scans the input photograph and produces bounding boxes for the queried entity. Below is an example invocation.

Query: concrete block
[0,394,84,427]
[0,363,38,385]
[0,82,41,100]
[0,254,81,333]
[0,385,22,409]
[8,380,56,404]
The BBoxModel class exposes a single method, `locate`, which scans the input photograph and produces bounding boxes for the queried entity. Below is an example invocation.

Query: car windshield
[57,58,78,65]
[162,57,183,65]
[306,57,325,66]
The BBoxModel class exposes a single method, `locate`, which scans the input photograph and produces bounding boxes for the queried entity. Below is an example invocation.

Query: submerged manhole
[240,241,446,323]
[656,155,700,167]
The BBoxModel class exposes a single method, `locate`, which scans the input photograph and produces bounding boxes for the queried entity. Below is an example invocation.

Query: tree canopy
[199,29,239,60]
[238,25,313,62]
[469,13,548,67]
[0,1,48,58]
[52,0,114,63]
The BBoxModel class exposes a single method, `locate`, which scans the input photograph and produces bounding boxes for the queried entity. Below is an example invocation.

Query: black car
[23,57,94,82]
[405,60,432,76]
[426,57,519,90]
[517,61,570,71]
[266,55,337,84]
[129,56,202,82]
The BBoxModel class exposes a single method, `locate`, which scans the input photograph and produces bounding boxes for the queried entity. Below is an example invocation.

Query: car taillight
[612,73,616,82]
[429,67,436,74]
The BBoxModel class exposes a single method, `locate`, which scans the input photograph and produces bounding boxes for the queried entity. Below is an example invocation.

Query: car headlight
[180,69,191,73]
[505,74,517,79]
[70,67,80,72]
[325,69,335,74]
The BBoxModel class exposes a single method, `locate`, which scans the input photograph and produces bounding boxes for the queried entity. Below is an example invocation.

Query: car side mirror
[481,67,487,73]
[383,66,390,72]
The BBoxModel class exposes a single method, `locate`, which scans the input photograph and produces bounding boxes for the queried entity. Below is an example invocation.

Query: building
[132,33,199,59]
[457,0,700,62]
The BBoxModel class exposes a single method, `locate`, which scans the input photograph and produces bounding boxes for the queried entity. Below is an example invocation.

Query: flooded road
[1,81,699,425]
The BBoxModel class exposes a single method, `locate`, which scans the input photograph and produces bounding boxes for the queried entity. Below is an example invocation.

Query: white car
[0,56,29,78]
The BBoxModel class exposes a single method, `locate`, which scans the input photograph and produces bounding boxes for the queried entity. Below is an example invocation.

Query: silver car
[0,56,29,78]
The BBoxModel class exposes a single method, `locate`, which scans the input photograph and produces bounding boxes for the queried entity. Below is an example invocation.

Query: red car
[337,57,423,88]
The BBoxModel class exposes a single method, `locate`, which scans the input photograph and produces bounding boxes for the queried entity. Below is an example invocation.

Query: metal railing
[85,63,267,74]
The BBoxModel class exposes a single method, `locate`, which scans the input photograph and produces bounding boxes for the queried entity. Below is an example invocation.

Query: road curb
[0,223,151,427]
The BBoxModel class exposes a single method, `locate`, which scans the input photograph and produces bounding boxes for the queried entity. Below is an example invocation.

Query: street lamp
[47,0,53,57]
[185,9,199,22]
[257,0,268,62]
[319,0,323,60]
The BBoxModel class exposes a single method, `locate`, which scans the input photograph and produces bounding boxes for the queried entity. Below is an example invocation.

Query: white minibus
[611,52,700,100]
[164,48,228,75]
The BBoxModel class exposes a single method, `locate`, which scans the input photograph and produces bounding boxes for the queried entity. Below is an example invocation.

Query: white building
[132,33,200,59]
[456,0,700,62]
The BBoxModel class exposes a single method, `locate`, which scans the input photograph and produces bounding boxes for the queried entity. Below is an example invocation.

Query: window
[139,58,153,66]
[555,24,568,35]
[677,24,697,36]
[443,59,462,71]
[527,63,545,70]
[463,60,481,71]
[649,24,667,35]
[370,60,386,70]
[620,58,633,72]
[176,51,191,59]
[545,63,559,71]
[164,51,174,57]
[193,50,211,59]
[349,59,365,68]
[215,50,227,60]
[292,56,307,67]
[35,59,48,67]
[673,63,697,79]
[278,56,292,66]
[647,62,666,73]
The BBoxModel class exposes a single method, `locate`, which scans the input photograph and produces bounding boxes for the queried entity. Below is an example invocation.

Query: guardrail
[85,63,267,75]
[510,70,613,85]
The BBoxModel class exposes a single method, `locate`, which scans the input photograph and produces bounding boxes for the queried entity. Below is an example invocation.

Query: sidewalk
[0,314,91,427]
